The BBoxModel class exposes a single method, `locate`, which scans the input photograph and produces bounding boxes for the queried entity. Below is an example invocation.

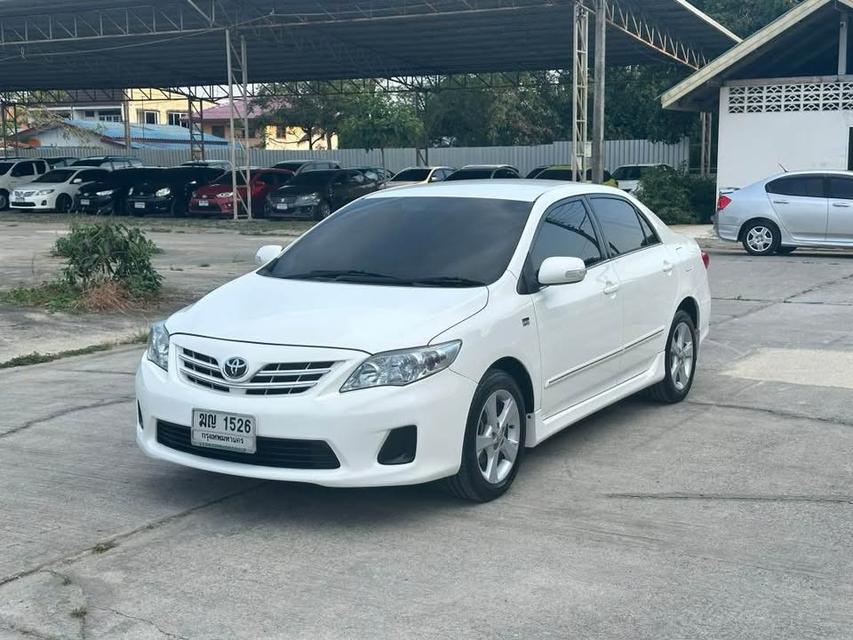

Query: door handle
[662,260,674,274]
[832,202,851,208]
[772,200,789,205]
[603,281,620,295]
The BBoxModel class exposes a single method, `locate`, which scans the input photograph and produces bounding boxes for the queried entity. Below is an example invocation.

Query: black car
[71,156,144,170]
[76,168,164,215]
[264,169,379,220]
[272,159,341,174]
[125,167,225,216]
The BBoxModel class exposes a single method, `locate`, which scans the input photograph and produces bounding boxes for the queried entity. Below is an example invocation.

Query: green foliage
[692,0,803,37]
[0,281,81,312]
[339,93,424,150]
[635,167,717,225]
[54,222,162,296]
[254,83,351,149]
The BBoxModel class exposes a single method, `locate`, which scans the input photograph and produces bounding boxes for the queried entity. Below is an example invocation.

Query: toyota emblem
[222,357,249,380]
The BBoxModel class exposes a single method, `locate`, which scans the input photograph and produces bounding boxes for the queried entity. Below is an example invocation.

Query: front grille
[156,420,340,469]
[179,347,335,396]
[11,201,35,207]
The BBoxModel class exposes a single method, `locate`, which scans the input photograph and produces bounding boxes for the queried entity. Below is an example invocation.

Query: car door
[825,176,853,244]
[527,198,623,417]
[8,161,36,189]
[588,196,679,381]
[765,175,828,242]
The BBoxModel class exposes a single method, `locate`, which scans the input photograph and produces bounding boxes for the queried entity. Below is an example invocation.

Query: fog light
[377,426,417,465]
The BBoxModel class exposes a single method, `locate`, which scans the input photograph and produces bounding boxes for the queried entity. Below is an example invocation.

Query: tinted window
[445,169,495,181]
[14,162,35,176]
[590,197,647,256]
[76,169,109,182]
[766,176,825,198]
[392,168,431,182]
[0,162,14,175]
[263,196,532,286]
[637,212,660,247]
[35,170,74,183]
[529,200,603,270]
[289,171,336,186]
[827,177,853,200]
[612,166,640,180]
[537,169,573,181]
[495,169,519,179]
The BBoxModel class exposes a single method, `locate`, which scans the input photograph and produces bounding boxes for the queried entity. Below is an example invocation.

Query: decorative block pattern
[727,81,853,114]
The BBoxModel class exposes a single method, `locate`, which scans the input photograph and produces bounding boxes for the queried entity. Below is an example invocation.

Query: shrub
[54,222,163,297]
[635,167,718,225]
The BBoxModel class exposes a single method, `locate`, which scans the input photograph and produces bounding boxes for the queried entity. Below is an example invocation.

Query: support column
[122,90,132,151]
[225,29,251,221]
[241,35,252,219]
[591,0,607,184]
[572,2,589,182]
[1,104,7,159]
[840,13,849,76]
[187,96,206,161]
[700,112,712,177]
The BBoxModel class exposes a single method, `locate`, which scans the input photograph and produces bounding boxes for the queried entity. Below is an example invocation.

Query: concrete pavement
[1,246,852,639]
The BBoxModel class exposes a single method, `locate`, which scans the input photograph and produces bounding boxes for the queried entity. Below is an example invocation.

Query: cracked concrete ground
[1,244,852,639]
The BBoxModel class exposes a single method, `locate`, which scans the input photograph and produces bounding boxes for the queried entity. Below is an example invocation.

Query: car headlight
[128,187,135,195]
[155,187,171,197]
[146,321,170,371]
[35,189,55,195]
[216,192,233,198]
[295,193,321,206]
[340,341,461,392]
[96,189,114,197]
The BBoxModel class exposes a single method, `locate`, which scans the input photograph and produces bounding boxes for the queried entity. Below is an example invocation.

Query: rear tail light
[716,194,732,211]
[701,250,710,269]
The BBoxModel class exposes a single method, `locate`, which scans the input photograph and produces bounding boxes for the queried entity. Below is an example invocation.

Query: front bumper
[135,335,476,487]
[189,197,231,216]
[76,194,115,214]
[10,193,58,210]
[265,200,318,219]
[127,196,173,214]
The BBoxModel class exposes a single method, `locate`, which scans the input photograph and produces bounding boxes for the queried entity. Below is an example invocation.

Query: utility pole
[591,0,607,183]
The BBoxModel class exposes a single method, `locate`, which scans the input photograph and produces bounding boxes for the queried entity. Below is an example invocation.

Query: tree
[338,93,424,164]
[253,83,352,149]
[692,0,803,37]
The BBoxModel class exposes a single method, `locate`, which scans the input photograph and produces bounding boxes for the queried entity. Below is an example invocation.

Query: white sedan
[386,166,455,188]
[137,181,711,501]
[11,167,110,212]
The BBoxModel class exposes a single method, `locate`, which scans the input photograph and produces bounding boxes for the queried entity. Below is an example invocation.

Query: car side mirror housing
[538,256,587,286]
[255,244,283,267]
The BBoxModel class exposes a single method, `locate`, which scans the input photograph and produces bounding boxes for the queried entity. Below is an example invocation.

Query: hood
[272,183,327,198]
[166,272,489,354]
[195,183,245,198]
[16,182,65,191]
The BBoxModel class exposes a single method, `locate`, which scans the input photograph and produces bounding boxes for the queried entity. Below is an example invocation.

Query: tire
[443,369,526,502]
[55,194,72,213]
[313,199,331,221]
[647,310,698,404]
[741,220,780,256]
[0,190,8,210]
[777,246,797,255]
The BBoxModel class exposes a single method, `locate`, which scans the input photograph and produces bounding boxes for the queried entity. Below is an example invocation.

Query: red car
[188,168,293,216]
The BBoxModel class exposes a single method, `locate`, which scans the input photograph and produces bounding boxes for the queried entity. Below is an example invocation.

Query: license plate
[134,202,145,209]
[197,200,209,207]
[80,199,90,206]
[276,203,289,210]
[191,409,256,454]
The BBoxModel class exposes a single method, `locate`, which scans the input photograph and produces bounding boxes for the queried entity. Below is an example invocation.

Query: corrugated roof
[37,119,230,149]
[663,0,853,111]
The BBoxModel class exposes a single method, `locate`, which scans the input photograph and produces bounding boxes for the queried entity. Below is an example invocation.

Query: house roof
[663,0,853,111]
[18,119,230,149]
[200,102,268,122]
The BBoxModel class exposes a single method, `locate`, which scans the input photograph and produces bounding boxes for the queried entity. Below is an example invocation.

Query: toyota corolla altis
[137,181,711,501]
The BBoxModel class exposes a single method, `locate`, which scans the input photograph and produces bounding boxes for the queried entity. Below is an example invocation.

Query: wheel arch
[676,296,700,330]
[488,357,535,417]
[737,217,779,242]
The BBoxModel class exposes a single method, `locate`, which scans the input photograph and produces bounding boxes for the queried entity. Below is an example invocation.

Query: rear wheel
[742,220,780,256]
[443,370,525,502]
[0,190,8,210]
[646,310,697,404]
[55,194,72,213]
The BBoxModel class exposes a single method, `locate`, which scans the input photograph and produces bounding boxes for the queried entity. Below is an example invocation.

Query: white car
[612,163,671,193]
[137,182,711,501]
[716,170,853,255]
[0,158,49,209]
[11,167,111,212]
[387,166,455,187]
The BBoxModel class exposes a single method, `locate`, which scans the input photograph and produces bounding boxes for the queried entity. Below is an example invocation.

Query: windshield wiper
[409,276,486,288]
[282,269,409,284]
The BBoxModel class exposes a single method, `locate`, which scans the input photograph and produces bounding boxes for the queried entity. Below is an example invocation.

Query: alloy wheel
[669,322,695,392]
[475,389,521,485]
[746,226,773,253]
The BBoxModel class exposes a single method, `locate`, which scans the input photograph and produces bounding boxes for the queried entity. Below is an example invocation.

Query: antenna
[778,163,788,172]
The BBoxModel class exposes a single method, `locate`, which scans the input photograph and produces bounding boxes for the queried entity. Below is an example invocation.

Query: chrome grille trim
[178,347,335,396]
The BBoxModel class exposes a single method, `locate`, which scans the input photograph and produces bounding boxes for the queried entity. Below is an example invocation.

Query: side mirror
[255,244,283,267]
[538,256,587,286]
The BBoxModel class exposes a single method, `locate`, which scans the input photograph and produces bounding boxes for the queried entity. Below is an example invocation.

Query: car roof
[366,179,620,202]
[459,164,516,170]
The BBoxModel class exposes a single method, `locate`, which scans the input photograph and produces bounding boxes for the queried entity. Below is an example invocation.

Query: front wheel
[646,310,697,404]
[313,199,331,221]
[55,194,72,213]
[0,190,8,210]
[742,220,780,256]
[443,370,526,502]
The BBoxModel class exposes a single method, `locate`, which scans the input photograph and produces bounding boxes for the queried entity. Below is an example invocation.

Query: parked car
[716,170,853,255]
[272,159,341,174]
[535,165,574,181]
[264,169,380,220]
[76,168,163,215]
[71,155,143,171]
[126,167,224,216]
[612,163,670,193]
[137,181,710,501]
[189,168,294,217]
[526,165,550,179]
[355,167,394,187]
[10,167,109,212]
[388,166,455,187]
[180,160,233,171]
[45,156,80,169]
[445,165,520,180]
[0,158,49,209]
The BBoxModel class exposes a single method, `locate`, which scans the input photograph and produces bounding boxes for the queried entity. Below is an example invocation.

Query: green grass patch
[0,333,147,370]
[0,281,82,312]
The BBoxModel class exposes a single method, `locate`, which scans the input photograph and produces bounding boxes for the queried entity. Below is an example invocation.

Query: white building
[663,0,853,191]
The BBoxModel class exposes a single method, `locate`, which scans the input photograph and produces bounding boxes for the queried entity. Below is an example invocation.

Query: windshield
[612,166,641,180]
[275,162,307,172]
[392,169,430,182]
[537,169,573,181]
[286,171,335,187]
[445,169,494,181]
[262,196,532,287]
[35,170,74,183]
[0,162,14,175]
[71,159,102,167]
